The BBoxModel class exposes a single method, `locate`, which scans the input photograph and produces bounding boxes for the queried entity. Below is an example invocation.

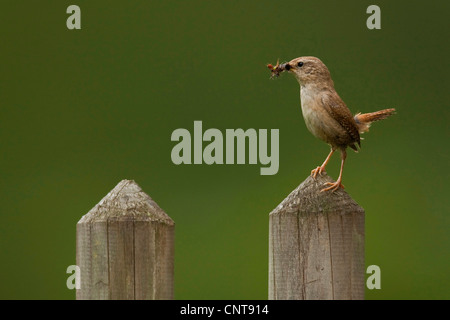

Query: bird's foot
[311,166,326,179]
[320,181,345,192]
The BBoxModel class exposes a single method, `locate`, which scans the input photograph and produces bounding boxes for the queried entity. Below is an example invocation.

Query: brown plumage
[354,108,396,134]
[269,56,395,192]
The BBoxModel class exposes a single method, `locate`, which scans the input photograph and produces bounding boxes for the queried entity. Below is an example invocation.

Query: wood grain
[76,180,175,300]
[269,174,365,300]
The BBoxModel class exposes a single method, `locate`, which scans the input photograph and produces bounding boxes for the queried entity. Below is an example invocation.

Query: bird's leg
[321,149,346,192]
[311,148,335,179]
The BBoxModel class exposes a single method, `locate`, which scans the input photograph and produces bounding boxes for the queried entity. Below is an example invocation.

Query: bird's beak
[281,63,291,71]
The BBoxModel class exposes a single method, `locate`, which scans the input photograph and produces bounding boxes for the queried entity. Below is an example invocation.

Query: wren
[269,56,395,192]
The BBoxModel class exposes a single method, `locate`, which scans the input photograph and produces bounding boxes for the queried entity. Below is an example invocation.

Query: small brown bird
[268,56,395,192]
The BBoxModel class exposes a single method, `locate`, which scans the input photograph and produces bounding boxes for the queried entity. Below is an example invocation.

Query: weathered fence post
[269,174,365,300]
[76,179,175,300]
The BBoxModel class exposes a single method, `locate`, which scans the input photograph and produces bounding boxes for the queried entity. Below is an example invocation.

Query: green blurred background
[0,0,448,299]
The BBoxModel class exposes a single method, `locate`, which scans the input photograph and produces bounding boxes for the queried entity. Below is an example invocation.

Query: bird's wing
[321,91,361,147]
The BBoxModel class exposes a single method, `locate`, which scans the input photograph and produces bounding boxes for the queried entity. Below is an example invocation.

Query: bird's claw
[311,166,326,179]
[320,181,345,193]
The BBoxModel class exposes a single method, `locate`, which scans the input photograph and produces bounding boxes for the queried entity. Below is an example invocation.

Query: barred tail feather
[354,108,396,133]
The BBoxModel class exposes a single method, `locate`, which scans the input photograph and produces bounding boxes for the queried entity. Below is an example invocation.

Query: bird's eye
[297,61,304,67]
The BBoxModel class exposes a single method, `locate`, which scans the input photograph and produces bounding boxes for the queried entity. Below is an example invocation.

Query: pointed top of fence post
[270,174,364,216]
[79,179,174,224]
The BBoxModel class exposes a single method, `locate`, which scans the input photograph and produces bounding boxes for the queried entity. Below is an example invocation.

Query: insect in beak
[267,59,287,78]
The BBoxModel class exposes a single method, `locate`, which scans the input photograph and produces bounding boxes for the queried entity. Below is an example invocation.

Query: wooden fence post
[76,179,175,300]
[269,174,365,300]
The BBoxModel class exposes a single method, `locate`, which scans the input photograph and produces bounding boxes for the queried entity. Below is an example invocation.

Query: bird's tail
[354,108,396,134]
